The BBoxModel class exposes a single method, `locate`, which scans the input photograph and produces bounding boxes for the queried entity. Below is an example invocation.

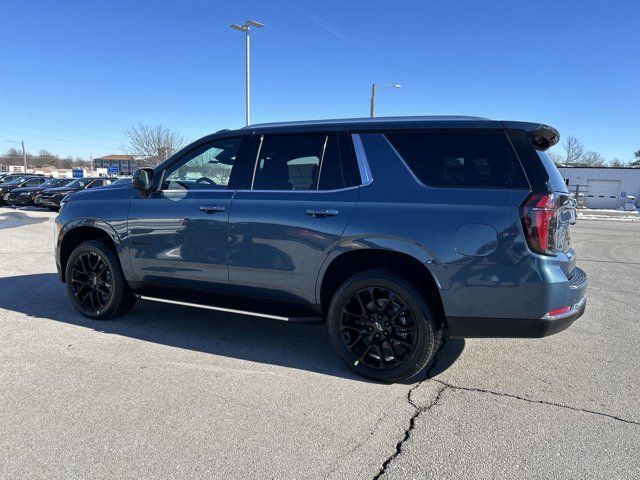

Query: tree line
[549,135,640,168]
[0,149,91,169]
[0,123,186,170]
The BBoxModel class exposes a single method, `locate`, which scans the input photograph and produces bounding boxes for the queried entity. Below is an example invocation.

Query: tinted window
[67,179,90,188]
[163,138,242,190]
[537,151,569,193]
[25,178,43,186]
[252,134,356,191]
[386,131,528,188]
[318,135,344,190]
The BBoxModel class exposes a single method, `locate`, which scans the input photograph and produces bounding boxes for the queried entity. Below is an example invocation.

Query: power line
[0,129,115,149]
[0,107,125,133]
[0,119,123,143]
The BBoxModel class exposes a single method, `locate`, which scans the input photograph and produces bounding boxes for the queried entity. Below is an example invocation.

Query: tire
[327,269,442,383]
[65,240,136,320]
[48,206,58,211]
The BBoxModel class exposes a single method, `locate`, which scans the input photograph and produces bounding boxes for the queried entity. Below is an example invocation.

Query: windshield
[5,177,27,185]
[40,178,64,188]
[66,178,90,188]
[109,177,132,186]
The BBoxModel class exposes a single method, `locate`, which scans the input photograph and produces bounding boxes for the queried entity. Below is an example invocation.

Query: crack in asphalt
[432,379,640,426]
[372,382,447,480]
[372,335,450,480]
[371,333,639,479]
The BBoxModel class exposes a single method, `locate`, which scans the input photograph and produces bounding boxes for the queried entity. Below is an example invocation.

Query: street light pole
[369,82,402,118]
[231,20,264,126]
[370,84,377,118]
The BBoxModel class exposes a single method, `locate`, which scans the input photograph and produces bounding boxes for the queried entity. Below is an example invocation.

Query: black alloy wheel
[327,269,441,383]
[340,287,417,369]
[70,251,113,314]
[65,240,136,319]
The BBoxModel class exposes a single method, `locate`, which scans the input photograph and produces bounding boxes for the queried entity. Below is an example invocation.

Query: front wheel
[327,270,442,383]
[65,240,136,319]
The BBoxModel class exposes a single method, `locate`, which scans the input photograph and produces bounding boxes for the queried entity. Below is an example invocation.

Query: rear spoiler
[501,121,560,151]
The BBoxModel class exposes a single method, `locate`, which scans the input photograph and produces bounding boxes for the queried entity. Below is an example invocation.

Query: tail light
[522,193,559,255]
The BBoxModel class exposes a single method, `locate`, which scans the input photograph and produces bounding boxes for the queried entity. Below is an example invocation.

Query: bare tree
[122,123,187,166]
[609,158,629,168]
[581,150,605,167]
[549,151,564,166]
[631,150,640,167]
[561,135,585,166]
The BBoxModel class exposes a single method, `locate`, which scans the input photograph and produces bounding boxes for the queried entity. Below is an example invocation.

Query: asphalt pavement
[0,206,638,479]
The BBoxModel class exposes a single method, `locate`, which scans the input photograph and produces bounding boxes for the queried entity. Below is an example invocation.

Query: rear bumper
[447,297,586,338]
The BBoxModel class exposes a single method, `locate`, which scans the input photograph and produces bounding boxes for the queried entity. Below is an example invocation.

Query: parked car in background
[0,173,44,185]
[105,177,132,188]
[0,176,48,205]
[54,116,587,382]
[39,177,112,210]
[8,178,74,207]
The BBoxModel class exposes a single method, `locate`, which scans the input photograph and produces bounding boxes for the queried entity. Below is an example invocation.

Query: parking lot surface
[1,207,638,479]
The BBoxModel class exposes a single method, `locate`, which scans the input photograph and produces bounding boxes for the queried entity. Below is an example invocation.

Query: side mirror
[132,168,154,191]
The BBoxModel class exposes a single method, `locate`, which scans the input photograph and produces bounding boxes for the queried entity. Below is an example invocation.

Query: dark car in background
[39,177,113,210]
[54,116,587,382]
[8,177,74,207]
[0,176,48,205]
[105,177,132,188]
[0,173,44,184]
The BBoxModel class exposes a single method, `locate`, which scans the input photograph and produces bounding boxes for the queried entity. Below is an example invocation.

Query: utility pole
[369,83,402,118]
[231,20,264,126]
[6,139,27,172]
[20,140,26,172]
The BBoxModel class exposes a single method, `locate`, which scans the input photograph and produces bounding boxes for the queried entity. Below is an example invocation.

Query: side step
[137,295,322,323]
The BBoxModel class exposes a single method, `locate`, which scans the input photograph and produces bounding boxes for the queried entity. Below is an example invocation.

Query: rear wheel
[65,240,136,319]
[327,270,442,383]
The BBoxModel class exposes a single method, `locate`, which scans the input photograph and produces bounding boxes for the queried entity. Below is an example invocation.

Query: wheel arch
[58,221,122,282]
[317,247,446,326]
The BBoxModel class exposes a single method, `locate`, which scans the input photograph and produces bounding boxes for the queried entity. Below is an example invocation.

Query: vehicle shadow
[0,210,50,229]
[0,273,464,383]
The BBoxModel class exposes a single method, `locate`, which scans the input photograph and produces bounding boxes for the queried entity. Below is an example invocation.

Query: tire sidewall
[327,270,439,383]
[65,240,127,320]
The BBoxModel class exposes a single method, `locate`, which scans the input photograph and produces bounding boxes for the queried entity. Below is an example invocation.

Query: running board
[137,295,322,323]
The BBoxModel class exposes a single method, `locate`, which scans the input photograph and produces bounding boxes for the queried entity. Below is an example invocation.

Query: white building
[557,167,640,209]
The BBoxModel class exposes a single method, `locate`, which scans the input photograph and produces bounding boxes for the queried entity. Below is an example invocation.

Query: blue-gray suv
[55,116,587,382]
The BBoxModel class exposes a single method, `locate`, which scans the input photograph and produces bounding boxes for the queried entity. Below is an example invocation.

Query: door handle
[200,205,226,214]
[306,209,339,218]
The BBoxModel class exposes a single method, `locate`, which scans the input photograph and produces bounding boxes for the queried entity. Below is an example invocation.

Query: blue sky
[1,0,638,161]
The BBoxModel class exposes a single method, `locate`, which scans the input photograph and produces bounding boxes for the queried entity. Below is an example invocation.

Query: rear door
[227,132,360,305]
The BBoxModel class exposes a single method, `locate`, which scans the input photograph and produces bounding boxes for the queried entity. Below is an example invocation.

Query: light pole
[370,83,402,118]
[7,140,27,172]
[231,19,264,126]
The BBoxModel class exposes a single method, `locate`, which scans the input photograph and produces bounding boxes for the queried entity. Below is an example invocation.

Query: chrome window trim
[235,185,359,194]
[159,189,235,194]
[350,134,373,186]
[315,135,329,190]
[250,134,264,190]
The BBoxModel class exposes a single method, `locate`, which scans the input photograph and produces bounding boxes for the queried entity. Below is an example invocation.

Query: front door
[128,136,246,289]
[228,133,360,305]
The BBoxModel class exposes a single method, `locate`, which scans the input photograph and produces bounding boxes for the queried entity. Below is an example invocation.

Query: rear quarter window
[385,131,529,189]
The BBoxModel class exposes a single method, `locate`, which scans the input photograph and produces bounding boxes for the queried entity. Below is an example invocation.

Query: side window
[163,138,242,190]
[252,133,357,191]
[386,131,529,189]
[26,178,42,186]
[253,134,323,190]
